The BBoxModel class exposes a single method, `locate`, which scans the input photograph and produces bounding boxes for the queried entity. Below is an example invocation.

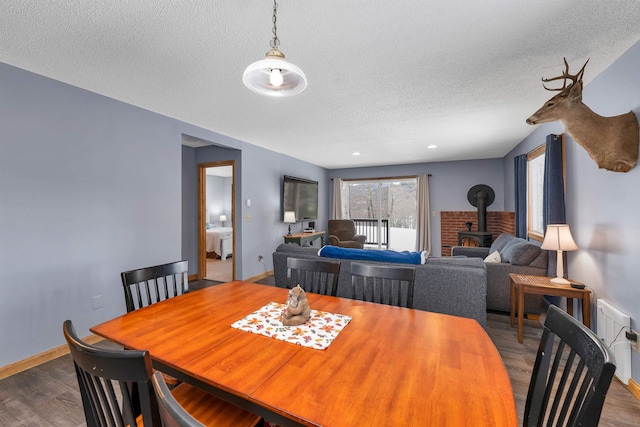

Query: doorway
[198,161,235,282]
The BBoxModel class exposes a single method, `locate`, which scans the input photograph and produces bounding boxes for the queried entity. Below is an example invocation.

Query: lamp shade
[541,224,578,251]
[243,49,307,97]
[219,214,227,222]
[541,224,577,285]
[283,211,296,223]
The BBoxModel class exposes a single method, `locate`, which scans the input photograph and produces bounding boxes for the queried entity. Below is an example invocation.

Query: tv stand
[284,231,325,247]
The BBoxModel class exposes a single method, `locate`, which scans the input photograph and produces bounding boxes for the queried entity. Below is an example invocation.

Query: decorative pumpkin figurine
[281,285,311,326]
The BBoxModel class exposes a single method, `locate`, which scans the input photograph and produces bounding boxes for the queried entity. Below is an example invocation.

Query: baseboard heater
[596,299,631,384]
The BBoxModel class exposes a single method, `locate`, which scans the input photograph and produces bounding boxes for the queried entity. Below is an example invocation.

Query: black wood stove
[457,184,495,248]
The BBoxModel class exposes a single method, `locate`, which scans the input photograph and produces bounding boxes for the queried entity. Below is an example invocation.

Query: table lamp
[219,214,227,227]
[541,224,578,285]
[284,211,296,236]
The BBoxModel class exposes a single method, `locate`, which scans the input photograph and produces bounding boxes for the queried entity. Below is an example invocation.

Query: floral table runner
[231,302,352,350]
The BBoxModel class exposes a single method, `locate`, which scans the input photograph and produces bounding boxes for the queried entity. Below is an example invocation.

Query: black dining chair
[151,371,205,427]
[286,257,341,296]
[121,260,189,313]
[63,320,261,427]
[121,260,191,385]
[350,262,416,308]
[523,305,616,427]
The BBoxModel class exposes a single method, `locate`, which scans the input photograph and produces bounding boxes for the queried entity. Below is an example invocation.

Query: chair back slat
[546,346,577,425]
[121,261,189,312]
[63,320,159,427]
[523,305,616,427]
[350,262,415,308]
[286,257,341,297]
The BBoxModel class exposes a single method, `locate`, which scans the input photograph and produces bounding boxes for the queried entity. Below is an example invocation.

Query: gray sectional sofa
[452,233,548,315]
[272,243,488,328]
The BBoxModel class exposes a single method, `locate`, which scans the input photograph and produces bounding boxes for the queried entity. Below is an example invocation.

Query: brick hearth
[440,211,515,256]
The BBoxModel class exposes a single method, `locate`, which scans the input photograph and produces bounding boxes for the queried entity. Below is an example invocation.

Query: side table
[283,230,325,247]
[509,273,591,343]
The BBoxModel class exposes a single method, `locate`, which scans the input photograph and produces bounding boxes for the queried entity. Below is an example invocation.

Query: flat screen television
[283,175,318,221]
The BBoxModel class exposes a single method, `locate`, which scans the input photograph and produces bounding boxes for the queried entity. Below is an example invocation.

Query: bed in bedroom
[206,227,233,260]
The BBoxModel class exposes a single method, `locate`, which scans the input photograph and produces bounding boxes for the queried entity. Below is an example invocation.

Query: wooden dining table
[91,281,517,426]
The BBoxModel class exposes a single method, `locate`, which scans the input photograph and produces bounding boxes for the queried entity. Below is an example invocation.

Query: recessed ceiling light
[352,152,361,156]
[427,145,438,149]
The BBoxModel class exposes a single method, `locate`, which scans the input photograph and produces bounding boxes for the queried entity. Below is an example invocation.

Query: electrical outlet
[258,255,264,262]
[92,295,103,310]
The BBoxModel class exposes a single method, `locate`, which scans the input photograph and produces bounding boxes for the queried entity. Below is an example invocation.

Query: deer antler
[541,57,590,92]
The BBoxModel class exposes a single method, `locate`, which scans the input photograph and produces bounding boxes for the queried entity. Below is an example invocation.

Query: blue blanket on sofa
[318,245,428,265]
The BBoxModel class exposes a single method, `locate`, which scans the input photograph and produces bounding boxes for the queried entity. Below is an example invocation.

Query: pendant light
[243,0,307,97]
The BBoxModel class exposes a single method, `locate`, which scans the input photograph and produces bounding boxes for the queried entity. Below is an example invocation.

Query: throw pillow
[499,239,541,266]
[489,233,514,255]
[484,250,501,263]
[529,251,548,269]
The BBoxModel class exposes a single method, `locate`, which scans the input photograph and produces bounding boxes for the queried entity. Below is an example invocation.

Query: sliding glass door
[341,178,416,250]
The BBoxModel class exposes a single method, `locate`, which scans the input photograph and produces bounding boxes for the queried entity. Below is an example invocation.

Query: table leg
[518,285,524,343]
[510,281,516,327]
[582,293,591,328]
[567,298,574,317]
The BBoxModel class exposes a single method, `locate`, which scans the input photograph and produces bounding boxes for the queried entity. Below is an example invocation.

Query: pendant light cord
[270,0,280,49]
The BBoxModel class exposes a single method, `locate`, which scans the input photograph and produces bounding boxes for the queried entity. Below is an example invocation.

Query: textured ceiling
[2,1,640,169]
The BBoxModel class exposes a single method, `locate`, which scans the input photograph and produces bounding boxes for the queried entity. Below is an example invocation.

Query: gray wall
[328,158,505,257]
[206,175,231,225]
[181,143,243,277]
[181,145,198,275]
[0,63,327,367]
[0,63,182,365]
[240,148,328,277]
[503,40,640,382]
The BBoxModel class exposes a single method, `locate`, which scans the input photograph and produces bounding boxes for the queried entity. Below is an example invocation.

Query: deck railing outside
[352,218,389,248]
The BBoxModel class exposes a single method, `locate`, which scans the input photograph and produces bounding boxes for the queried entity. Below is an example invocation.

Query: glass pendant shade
[243,48,307,97]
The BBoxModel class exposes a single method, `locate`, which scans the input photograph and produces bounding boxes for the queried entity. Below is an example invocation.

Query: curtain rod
[331,174,430,181]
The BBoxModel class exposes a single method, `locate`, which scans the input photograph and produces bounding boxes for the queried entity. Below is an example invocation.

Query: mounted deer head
[526,58,639,172]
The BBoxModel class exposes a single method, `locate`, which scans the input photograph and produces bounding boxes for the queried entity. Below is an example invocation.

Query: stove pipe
[476,191,488,232]
[466,184,495,233]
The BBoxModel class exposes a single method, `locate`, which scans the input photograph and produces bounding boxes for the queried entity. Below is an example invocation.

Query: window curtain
[415,174,431,253]
[331,178,343,219]
[514,154,528,238]
[543,134,566,277]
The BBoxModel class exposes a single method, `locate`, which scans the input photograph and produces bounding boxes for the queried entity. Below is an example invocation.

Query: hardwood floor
[1,280,639,426]
[205,257,232,282]
[0,340,120,426]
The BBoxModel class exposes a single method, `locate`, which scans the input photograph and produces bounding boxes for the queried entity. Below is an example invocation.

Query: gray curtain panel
[543,134,567,277]
[514,154,528,239]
